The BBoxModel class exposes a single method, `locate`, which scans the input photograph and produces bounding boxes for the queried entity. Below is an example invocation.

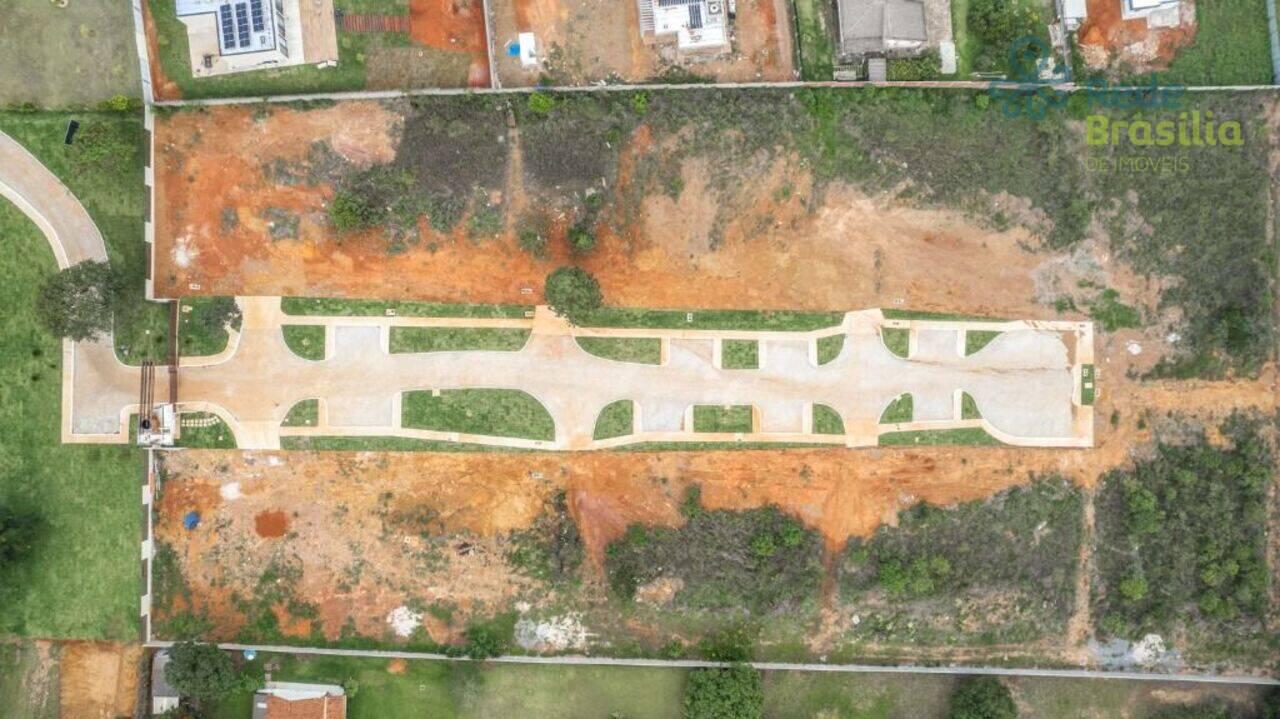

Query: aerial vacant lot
[154,90,1274,377]
[0,1,140,107]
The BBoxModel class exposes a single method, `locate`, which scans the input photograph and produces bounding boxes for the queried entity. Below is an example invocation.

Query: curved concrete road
[0,129,141,443]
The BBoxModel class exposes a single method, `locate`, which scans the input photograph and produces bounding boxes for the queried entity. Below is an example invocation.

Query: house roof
[252,683,347,719]
[838,0,928,54]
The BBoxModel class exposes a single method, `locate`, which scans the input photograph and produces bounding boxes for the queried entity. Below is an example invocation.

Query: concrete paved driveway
[69,298,1094,450]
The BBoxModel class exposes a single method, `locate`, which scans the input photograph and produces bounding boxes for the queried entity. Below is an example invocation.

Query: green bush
[683,666,763,719]
[949,676,1017,719]
[462,614,515,660]
[165,641,241,703]
[528,92,556,115]
[328,191,380,232]
[544,266,603,325]
[37,260,122,341]
[517,227,547,258]
[568,223,596,253]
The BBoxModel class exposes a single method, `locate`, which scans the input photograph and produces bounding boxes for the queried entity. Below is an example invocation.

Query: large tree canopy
[164,641,241,702]
[37,260,121,341]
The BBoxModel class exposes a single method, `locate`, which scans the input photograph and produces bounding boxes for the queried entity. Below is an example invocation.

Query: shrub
[329,191,380,232]
[462,614,515,661]
[37,260,121,341]
[949,676,1017,719]
[528,92,556,115]
[544,267,603,325]
[517,227,547,258]
[98,94,136,112]
[568,224,596,253]
[165,642,241,702]
[683,666,763,719]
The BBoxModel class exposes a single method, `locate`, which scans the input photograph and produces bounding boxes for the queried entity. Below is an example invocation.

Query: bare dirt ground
[489,0,794,86]
[58,642,141,719]
[1076,0,1197,74]
[405,0,491,88]
[157,101,1100,319]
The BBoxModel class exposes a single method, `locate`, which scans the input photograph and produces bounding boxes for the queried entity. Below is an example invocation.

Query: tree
[949,676,1017,719]
[683,666,763,719]
[165,641,240,702]
[0,506,41,571]
[544,266,602,325]
[37,260,121,341]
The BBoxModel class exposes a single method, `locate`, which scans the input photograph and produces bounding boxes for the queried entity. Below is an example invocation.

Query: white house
[174,0,339,77]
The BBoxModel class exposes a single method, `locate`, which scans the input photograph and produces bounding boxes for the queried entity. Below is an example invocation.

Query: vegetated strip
[389,327,531,353]
[281,296,533,318]
[576,337,663,364]
[878,427,1001,446]
[582,308,844,331]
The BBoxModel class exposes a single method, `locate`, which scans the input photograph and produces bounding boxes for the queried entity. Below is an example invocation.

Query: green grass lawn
[879,427,1002,446]
[576,337,662,364]
[1157,0,1273,85]
[879,394,913,424]
[0,641,59,719]
[0,111,166,365]
[177,412,237,448]
[149,0,367,99]
[582,308,843,331]
[283,325,327,360]
[881,328,910,358]
[961,392,982,419]
[205,653,688,719]
[812,404,845,435]
[201,651,1274,719]
[390,328,530,354]
[283,399,320,427]
[283,297,533,319]
[721,339,759,369]
[692,405,754,433]
[816,334,845,365]
[402,389,555,441]
[964,330,1001,355]
[0,1,140,107]
[594,400,635,440]
[0,200,141,641]
[178,297,239,357]
[793,0,837,80]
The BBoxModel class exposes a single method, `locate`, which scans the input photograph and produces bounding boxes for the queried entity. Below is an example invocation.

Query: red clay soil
[254,510,289,537]
[142,0,181,101]
[1076,0,1196,69]
[409,0,491,87]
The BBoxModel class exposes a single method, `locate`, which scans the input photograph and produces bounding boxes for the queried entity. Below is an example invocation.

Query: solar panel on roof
[219,5,236,48]
[234,2,250,47]
[657,0,699,6]
[250,0,265,32]
[688,3,703,28]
